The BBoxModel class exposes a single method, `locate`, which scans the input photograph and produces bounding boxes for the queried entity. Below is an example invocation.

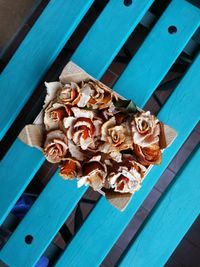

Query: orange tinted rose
[108,155,146,193]
[44,102,69,131]
[77,156,107,191]
[131,111,160,147]
[63,107,102,150]
[43,130,68,163]
[74,80,112,109]
[60,158,81,179]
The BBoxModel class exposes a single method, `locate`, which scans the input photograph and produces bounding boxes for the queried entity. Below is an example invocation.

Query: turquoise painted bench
[0,0,200,266]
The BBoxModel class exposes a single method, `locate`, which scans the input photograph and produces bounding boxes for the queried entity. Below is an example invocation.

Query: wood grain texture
[0,0,94,140]
[120,147,200,267]
[55,52,200,267]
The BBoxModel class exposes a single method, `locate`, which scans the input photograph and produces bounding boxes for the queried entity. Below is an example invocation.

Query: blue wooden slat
[114,0,200,107]
[55,52,200,267]
[0,0,94,140]
[72,0,154,79]
[0,175,87,267]
[0,1,154,265]
[120,147,200,267]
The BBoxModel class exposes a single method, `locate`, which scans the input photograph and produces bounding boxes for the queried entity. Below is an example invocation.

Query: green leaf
[113,99,137,114]
[125,100,137,113]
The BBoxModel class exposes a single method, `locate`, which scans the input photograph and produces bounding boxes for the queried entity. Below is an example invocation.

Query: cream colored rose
[63,107,102,150]
[43,130,68,163]
[107,155,146,193]
[77,155,107,191]
[100,117,132,162]
[131,111,160,147]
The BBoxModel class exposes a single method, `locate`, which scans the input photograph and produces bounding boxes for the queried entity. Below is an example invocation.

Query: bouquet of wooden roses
[20,62,176,210]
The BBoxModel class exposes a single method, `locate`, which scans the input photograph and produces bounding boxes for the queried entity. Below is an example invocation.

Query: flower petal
[77,85,92,107]
[68,140,86,161]
[71,107,94,119]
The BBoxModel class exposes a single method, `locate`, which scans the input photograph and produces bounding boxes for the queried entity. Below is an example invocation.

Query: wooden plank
[0,140,43,225]
[114,0,200,107]
[119,147,200,267]
[72,0,155,78]
[0,0,154,265]
[0,175,87,267]
[0,0,94,140]
[55,53,200,267]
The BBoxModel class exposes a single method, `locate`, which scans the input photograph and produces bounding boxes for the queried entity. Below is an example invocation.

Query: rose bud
[43,130,68,163]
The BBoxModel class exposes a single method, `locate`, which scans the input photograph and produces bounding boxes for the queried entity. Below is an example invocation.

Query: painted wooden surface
[0,0,93,228]
[72,0,154,79]
[0,140,43,225]
[0,1,157,265]
[0,0,154,230]
[114,0,200,106]
[120,147,200,267]
[0,175,87,267]
[0,0,94,140]
[55,53,200,267]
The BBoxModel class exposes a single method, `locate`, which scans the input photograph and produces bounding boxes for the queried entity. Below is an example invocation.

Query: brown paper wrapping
[18,61,177,211]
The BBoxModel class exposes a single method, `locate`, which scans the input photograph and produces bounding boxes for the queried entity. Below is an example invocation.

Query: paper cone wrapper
[19,61,177,211]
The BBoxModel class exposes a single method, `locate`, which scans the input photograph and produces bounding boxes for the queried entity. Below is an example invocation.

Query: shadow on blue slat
[119,145,200,267]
